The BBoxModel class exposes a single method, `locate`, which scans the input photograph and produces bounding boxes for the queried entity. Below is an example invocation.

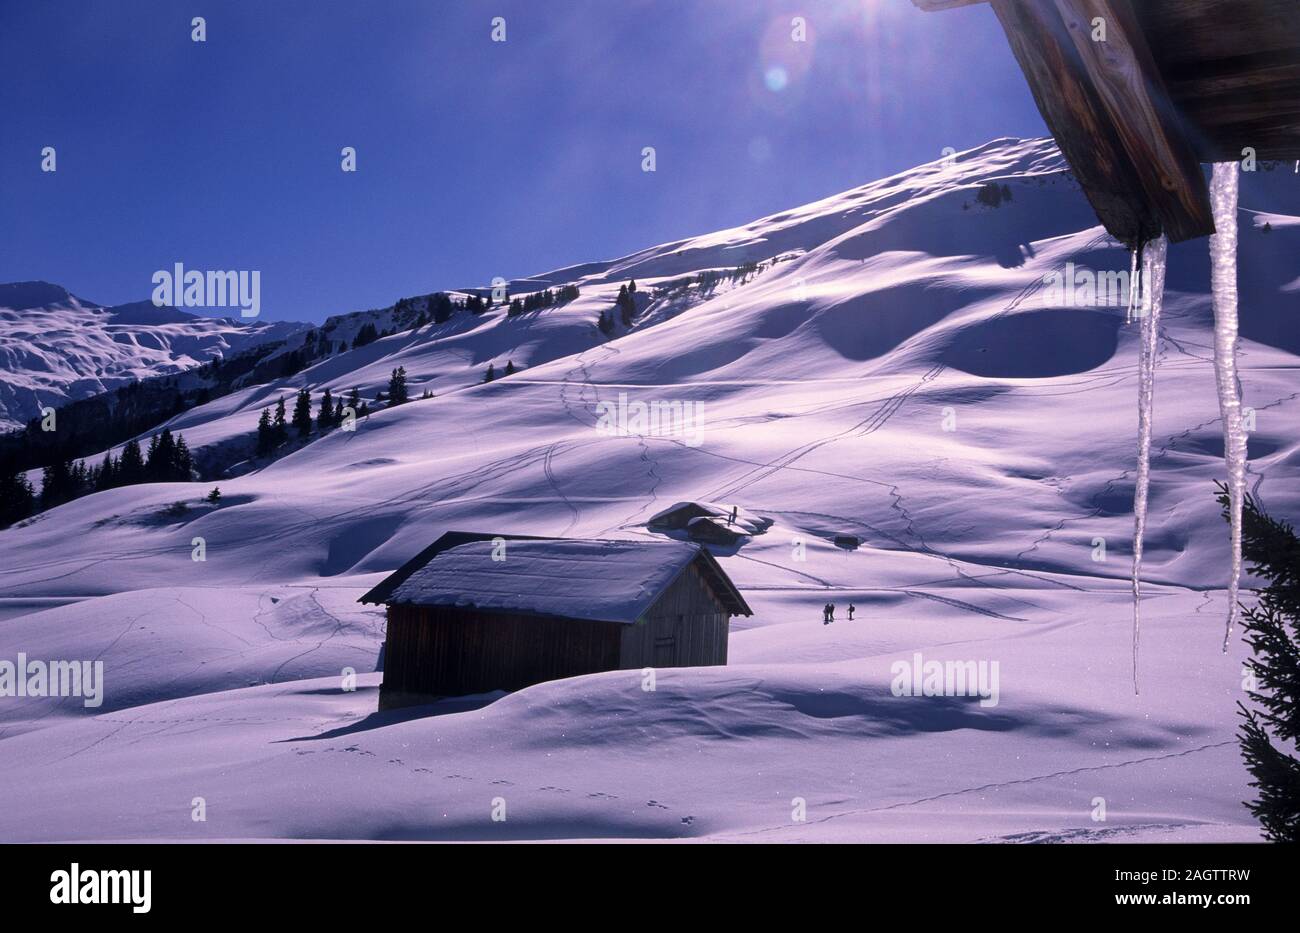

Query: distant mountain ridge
[0,282,311,432]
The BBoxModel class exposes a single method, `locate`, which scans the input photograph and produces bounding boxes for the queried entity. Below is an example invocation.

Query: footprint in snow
[341,745,374,756]
[646,800,669,810]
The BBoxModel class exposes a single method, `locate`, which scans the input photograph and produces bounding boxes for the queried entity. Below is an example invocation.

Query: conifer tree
[118,438,146,485]
[39,463,57,508]
[352,322,380,349]
[40,459,74,508]
[292,388,313,438]
[387,367,409,407]
[149,429,177,481]
[94,451,117,491]
[174,435,193,480]
[318,388,336,431]
[429,293,454,324]
[1218,483,1300,841]
[273,397,288,445]
[0,465,35,527]
[484,363,495,383]
[618,279,639,327]
[70,460,88,494]
[256,408,275,456]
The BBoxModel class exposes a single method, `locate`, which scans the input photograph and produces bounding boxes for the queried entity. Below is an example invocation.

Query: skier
[848,603,855,621]
[827,603,836,623]
[822,603,831,625]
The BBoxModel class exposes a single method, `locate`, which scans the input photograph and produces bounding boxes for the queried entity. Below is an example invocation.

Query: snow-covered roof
[368,534,751,623]
[648,500,736,523]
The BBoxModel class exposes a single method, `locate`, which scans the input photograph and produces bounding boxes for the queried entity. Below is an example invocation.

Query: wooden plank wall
[619,562,730,669]
[381,604,622,702]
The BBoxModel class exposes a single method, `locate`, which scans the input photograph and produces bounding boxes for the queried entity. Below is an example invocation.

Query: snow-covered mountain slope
[1,138,1298,842]
[0,282,309,432]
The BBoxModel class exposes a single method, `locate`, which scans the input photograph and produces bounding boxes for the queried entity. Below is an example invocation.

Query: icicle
[1125,243,1141,324]
[1131,235,1167,694]
[1210,162,1247,653]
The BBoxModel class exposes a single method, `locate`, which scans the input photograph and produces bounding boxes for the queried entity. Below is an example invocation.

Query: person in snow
[822,603,831,625]
[848,603,855,621]
[728,505,738,526]
[827,603,836,623]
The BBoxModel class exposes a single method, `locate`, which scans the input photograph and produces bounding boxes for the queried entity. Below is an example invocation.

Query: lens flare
[764,66,789,92]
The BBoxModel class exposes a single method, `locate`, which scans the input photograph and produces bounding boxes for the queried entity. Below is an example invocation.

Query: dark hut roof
[358,532,752,623]
[914,0,1300,246]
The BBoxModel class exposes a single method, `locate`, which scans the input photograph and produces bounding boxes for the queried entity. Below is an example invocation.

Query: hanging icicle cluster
[1209,162,1247,654]
[1128,164,1248,691]
[1130,235,1167,694]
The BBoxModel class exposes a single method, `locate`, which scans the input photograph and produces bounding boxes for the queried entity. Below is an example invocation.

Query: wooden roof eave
[917,1,1300,162]
[690,548,755,617]
[914,0,1217,247]
[1136,0,1300,163]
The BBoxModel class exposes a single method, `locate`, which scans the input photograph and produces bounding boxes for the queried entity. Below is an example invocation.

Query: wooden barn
[360,531,752,710]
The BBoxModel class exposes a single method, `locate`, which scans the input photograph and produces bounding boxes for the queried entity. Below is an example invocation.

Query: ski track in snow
[543,442,582,538]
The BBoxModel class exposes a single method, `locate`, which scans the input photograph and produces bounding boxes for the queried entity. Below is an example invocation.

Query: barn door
[653,615,682,667]
[653,635,676,667]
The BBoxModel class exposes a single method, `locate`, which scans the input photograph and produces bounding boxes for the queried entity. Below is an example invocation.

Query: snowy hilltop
[1,137,1298,842]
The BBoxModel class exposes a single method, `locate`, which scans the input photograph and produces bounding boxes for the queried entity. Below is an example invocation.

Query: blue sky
[0,0,1047,322]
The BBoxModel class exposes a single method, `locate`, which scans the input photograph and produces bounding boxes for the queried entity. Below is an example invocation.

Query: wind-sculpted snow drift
[1,138,1298,842]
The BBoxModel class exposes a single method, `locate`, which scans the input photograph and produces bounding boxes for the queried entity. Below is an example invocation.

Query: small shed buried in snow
[647,500,774,545]
[359,532,752,710]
